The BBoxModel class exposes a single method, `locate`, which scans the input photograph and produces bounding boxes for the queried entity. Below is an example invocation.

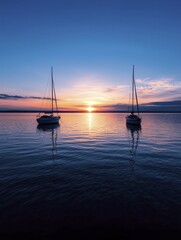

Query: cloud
[136,77,181,102]
[140,100,181,111]
[142,100,181,106]
[104,85,127,93]
[0,93,51,100]
[92,99,181,112]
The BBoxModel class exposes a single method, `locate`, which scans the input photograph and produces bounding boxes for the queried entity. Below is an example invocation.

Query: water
[0,113,181,239]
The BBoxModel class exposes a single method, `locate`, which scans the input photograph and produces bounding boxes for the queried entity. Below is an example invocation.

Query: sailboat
[36,67,61,125]
[126,65,141,125]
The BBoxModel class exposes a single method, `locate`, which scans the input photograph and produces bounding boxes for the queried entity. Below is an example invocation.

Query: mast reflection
[37,124,59,163]
[126,124,141,174]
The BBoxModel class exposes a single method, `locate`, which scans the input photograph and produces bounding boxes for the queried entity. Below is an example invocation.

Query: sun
[87,106,95,112]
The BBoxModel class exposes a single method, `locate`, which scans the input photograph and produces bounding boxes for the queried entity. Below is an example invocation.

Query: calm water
[0,113,181,239]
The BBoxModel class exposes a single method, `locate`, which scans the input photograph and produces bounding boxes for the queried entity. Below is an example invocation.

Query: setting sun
[87,106,95,112]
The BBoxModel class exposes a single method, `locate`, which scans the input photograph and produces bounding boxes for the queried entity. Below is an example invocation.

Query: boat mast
[53,78,59,114]
[134,72,140,116]
[51,66,54,114]
[132,65,135,115]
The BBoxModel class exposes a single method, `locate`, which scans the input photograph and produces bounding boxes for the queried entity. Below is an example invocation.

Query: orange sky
[1,77,181,111]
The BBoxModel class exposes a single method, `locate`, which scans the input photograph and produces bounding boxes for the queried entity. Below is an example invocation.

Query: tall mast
[134,69,140,116]
[53,78,59,114]
[132,65,135,115]
[51,66,53,114]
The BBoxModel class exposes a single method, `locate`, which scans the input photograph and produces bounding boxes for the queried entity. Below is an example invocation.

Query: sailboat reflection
[127,124,141,174]
[37,124,59,163]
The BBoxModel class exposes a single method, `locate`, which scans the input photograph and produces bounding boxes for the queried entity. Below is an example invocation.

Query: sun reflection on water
[88,112,92,131]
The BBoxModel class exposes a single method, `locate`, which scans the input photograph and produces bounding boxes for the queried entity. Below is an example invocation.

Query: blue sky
[0,0,181,111]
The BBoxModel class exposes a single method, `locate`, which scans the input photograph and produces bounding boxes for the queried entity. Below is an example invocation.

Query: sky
[0,0,181,111]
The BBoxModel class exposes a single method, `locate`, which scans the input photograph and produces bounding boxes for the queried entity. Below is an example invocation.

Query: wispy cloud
[0,93,51,100]
[136,77,181,102]
[104,85,127,93]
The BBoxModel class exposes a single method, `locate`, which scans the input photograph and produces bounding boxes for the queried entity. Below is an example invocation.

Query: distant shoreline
[0,110,181,113]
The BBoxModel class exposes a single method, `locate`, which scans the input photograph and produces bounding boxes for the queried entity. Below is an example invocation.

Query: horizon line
[0,110,181,113]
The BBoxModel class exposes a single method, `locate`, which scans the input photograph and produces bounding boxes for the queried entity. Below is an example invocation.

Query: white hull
[37,116,60,125]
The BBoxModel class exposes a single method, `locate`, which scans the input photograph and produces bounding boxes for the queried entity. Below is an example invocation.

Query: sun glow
[87,106,95,112]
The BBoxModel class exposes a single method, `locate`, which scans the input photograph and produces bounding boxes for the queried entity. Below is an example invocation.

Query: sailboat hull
[37,115,60,125]
[126,115,141,125]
